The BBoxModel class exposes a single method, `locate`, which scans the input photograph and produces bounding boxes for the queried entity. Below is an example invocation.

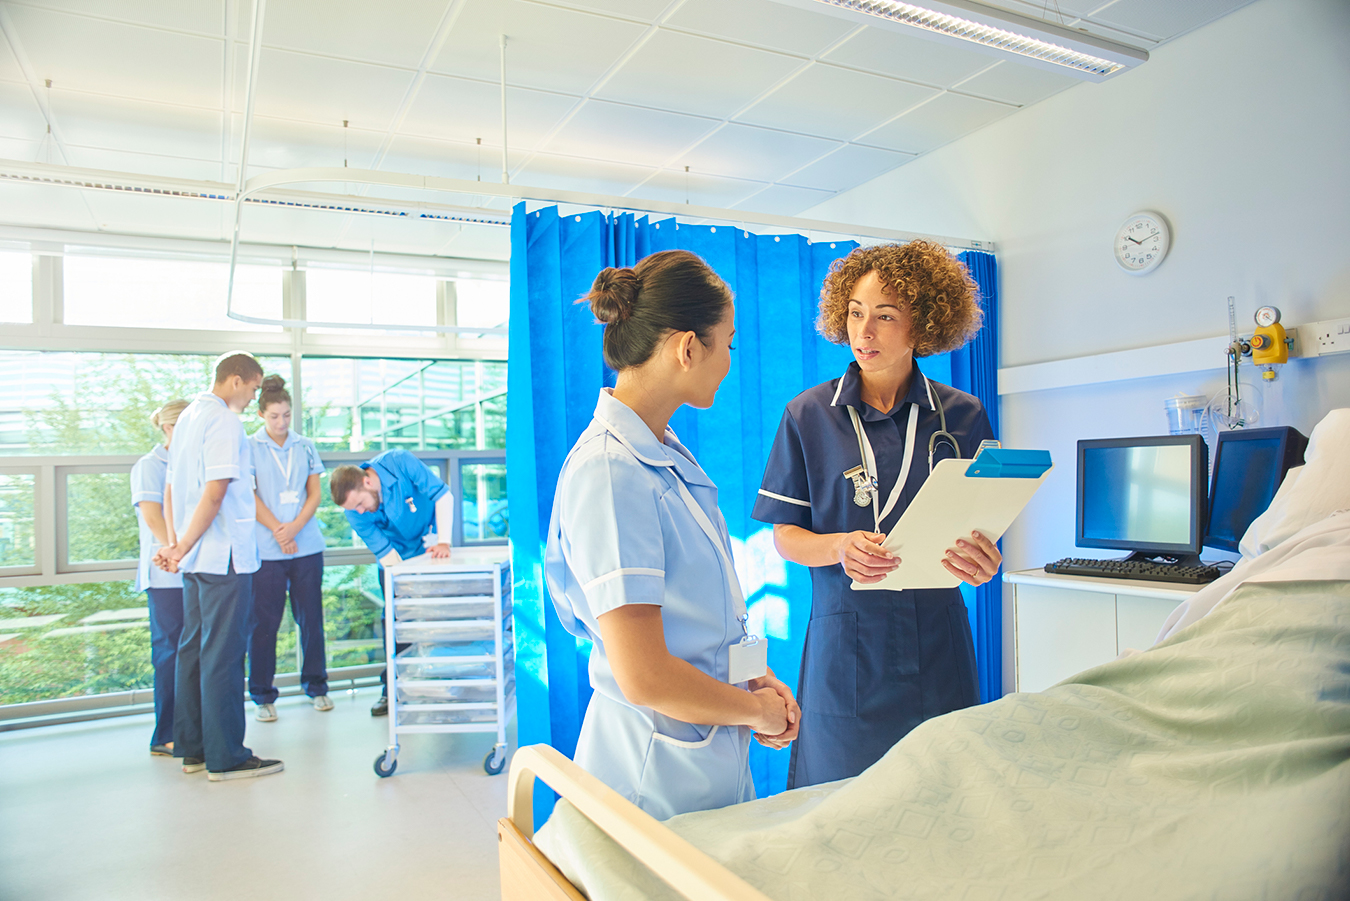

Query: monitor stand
[1118,551,1203,567]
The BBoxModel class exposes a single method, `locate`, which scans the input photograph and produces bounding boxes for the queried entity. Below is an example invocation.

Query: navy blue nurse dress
[752,361,994,788]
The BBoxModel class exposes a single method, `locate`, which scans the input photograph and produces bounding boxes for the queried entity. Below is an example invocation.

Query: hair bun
[587,267,640,325]
[261,374,286,390]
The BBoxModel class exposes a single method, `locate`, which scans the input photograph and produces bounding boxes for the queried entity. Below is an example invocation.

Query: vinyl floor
[0,688,512,901]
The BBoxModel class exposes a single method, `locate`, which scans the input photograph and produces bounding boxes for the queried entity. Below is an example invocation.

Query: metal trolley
[372,548,514,777]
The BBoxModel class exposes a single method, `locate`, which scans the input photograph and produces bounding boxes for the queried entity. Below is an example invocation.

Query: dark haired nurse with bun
[753,240,1001,790]
[544,250,800,820]
[248,374,330,721]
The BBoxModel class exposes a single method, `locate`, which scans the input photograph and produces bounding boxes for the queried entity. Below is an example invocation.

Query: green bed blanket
[537,580,1350,900]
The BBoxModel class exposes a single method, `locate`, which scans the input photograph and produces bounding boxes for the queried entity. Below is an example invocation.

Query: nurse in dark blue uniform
[752,240,1002,787]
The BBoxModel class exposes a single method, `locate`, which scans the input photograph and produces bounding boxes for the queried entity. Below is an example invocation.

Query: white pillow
[1238,408,1350,559]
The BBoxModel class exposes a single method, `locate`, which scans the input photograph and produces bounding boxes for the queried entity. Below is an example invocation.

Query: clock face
[1114,213,1170,274]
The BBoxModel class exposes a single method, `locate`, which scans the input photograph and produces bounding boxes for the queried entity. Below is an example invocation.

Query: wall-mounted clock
[1114,211,1170,275]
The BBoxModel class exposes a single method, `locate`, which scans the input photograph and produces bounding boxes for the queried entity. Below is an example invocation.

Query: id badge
[728,635,768,684]
[279,490,300,505]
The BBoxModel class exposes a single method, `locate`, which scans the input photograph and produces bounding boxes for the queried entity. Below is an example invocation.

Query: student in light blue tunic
[247,374,330,722]
[131,398,189,757]
[156,352,283,781]
[545,251,800,822]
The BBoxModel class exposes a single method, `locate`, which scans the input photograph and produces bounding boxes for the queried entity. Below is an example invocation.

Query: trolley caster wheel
[373,751,398,778]
[484,747,506,776]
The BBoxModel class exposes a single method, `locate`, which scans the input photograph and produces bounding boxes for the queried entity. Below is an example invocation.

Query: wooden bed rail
[505,744,772,901]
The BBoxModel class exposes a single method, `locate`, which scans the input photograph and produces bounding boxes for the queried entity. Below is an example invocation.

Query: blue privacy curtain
[508,203,1000,820]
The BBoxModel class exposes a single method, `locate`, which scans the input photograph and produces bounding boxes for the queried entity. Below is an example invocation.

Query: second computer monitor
[1203,426,1308,552]
[1077,434,1208,559]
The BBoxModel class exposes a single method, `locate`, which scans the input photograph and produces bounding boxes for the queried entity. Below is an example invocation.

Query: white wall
[803,0,1350,692]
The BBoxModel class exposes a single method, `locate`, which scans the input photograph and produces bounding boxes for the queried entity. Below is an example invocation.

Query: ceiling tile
[432,0,648,95]
[545,100,719,168]
[666,0,857,56]
[1084,0,1255,42]
[401,74,578,150]
[0,136,40,162]
[630,169,764,209]
[544,0,668,19]
[861,92,1014,154]
[22,0,227,36]
[251,49,414,133]
[0,26,26,81]
[382,134,487,181]
[53,90,224,162]
[263,0,452,68]
[732,183,835,217]
[823,25,992,87]
[0,181,97,230]
[736,62,938,140]
[62,146,224,182]
[594,29,803,119]
[0,82,46,143]
[781,143,915,193]
[4,6,224,108]
[980,0,1106,20]
[244,117,388,172]
[679,123,840,183]
[955,60,1079,107]
[512,153,655,196]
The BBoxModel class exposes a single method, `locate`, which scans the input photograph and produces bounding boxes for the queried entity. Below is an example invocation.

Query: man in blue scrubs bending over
[330,450,454,716]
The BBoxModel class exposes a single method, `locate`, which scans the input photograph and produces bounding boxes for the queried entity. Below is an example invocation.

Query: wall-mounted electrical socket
[1302,317,1350,356]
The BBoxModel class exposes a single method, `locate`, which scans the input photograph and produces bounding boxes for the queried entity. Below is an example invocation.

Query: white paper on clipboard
[851,457,1053,591]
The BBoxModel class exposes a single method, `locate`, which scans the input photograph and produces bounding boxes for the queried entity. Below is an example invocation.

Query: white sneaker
[312,695,334,712]
[255,703,278,722]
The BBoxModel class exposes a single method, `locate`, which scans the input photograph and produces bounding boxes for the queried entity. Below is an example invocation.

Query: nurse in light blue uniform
[132,399,189,756]
[248,374,329,720]
[544,251,799,821]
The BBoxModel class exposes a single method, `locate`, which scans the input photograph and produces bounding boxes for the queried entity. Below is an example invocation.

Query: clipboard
[852,448,1053,591]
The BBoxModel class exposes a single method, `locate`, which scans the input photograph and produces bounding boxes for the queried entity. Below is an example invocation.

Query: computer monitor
[1077,435,1208,563]
[1203,426,1308,552]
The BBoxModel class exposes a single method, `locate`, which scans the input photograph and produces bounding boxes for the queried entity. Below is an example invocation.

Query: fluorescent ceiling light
[772,0,1147,80]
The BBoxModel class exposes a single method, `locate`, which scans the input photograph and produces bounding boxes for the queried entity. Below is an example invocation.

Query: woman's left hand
[749,668,800,749]
[942,530,1001,587]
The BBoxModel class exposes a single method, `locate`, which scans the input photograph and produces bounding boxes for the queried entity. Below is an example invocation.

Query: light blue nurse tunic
[544,389,755,822]
[130,443,182,591]
[250,429,326,560]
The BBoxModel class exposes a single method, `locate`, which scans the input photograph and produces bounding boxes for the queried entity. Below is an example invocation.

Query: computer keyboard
[1043,557,1222,585]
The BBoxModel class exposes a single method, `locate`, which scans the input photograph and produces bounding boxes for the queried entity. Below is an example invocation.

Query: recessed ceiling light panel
[771,0,1148,80]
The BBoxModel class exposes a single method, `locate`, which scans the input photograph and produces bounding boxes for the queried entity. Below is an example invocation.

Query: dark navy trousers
[145,587,184,748]
[175,564,253,772]
[248,552,327,704]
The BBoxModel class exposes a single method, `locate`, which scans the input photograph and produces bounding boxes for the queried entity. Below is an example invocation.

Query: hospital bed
[498,411,1350,901]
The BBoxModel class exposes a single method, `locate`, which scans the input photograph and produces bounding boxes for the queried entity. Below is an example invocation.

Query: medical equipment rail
[373,547,513,777]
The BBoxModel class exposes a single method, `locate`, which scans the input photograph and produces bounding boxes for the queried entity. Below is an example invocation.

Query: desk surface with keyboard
[1043,556,1222,585]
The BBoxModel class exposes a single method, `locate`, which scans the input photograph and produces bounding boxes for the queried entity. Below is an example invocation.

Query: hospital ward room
[0,1,1347,900]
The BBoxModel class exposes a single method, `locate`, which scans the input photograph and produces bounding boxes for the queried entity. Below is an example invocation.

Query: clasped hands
[836,529,1001,587]
[749,668,800,750]
[152,543,184,574]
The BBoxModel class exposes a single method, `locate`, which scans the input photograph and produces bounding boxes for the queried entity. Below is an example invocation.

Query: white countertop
[1003,567,1203,600]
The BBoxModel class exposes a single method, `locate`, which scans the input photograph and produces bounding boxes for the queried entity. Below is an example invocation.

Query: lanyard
[266,441,293,482]
[845,373,934,533]
[595,414,748,635]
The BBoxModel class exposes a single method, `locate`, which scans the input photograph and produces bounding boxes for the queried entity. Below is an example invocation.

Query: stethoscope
[845,373,960,533]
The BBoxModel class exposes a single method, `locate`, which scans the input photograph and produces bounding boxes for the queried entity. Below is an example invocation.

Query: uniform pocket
[636,724,743,819]
[803,611,857,717]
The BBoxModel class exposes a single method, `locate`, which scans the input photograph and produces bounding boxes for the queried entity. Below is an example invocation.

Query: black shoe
[150,743,173,757]
[207,756,284,782]
[371,696,389,717]
[181,757,206,774]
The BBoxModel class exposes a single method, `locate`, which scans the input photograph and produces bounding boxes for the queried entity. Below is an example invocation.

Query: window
[461,462,508,542]
[301,358,507,453]
[0,472,36,570]
[0,251,31,323]
[305,268,438,333]
[1,351,289,456]
[62,256,282,331]
[64,470,137,567]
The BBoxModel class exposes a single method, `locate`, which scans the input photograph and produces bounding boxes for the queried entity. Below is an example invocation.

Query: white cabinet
[1006,570,1201,693]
